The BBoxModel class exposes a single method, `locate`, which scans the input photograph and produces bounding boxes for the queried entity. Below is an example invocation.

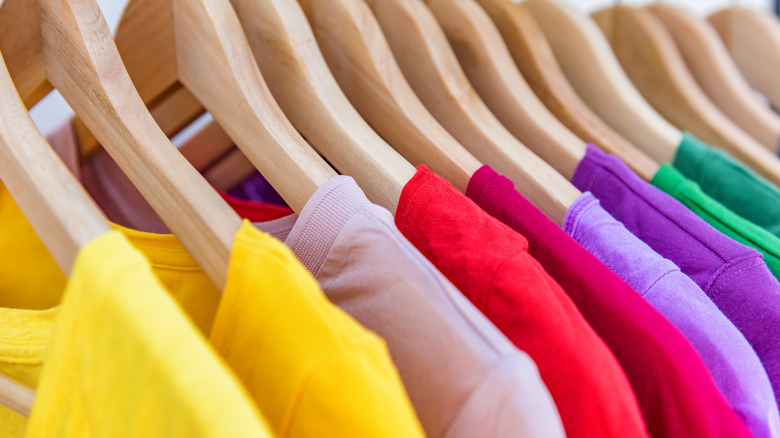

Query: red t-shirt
[465,165,753,438]
[394,166,649,438]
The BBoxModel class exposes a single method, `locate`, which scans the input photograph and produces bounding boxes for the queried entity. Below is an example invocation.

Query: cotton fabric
[565,192,780,438]
[1,184,417,437]
[675,132,780,237]
[466,165,757,438]
[247,176,566,438]
[395,166,648,438]
[573,143,780,405]
[210,221,424,437]
[652,164,780,280]
[25,230,273,437]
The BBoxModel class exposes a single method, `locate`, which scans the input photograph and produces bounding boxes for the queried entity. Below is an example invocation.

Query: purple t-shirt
[466,165,753,438]
[573,143,780,404]
[226,172,288,207]
[565,192,780,438]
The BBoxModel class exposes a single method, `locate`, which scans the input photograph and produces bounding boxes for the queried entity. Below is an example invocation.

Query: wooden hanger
[709,7,780,116]
[223,0,417,212]
[0,372,32,417]
[650,4,780,153]
[592,5,780,187]
[108,0,342,214]
[73,87,204,161]
[420,0,587,179]
[473,0,659,181]
[362,0,580,225]
[295,0,481,192]
[522,0,681,165]
[0,0,250,289]
[0,51,110,275]
[0,48,113,416]
[115,0,414,213]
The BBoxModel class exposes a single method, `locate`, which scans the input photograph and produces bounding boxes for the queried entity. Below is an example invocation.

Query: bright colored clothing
[396,166,648,438]
[653,163,780,281]
[466,164,758,438]
[565,192,780,438]
[675,132,780,238]
[25,230,272,437]
[211,222,424,437]
[573,143,780,411]
[246,176,566,438]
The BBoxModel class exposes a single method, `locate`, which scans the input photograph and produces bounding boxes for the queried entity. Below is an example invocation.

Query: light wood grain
[593,6,780,187]
[226,0,415,212]
[425,0,585,180]
[74,85,206,159]
[364,0,580,225]
[470,0,659,181]
[523,0,680,164]
[0,0,244,289]
[651,4,780,153]
[296,0,479,192]
[710,8,780,119]
[0,373,33,417]
[116,0,339,215]
[0,48,109,275]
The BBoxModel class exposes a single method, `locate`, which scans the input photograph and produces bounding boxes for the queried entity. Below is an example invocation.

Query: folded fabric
[565,192,780,438]
[573,143,780,407]
[395,166,648,438]
[26,230,273,437]
[466,165,757,438]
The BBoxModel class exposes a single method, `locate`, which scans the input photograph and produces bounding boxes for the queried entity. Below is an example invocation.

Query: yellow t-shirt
[212,222,425,437]
[1,184,421,436]
[25,230,273,437]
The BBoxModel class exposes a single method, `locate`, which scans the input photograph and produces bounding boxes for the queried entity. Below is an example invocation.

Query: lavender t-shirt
[254,176,565,438]
[565,192,780,438]
[573,144,780,404]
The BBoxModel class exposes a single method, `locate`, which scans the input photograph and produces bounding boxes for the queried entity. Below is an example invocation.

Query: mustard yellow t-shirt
[212,222,425,437]
[25,230,273,437]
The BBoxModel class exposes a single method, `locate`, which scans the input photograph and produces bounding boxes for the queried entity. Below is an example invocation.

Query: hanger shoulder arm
[650,4,780,153]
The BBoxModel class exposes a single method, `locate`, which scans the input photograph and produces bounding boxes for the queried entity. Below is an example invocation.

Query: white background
[28,0,776,137]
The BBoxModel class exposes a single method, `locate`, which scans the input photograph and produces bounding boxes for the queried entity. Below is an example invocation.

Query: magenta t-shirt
[466,165,753,438]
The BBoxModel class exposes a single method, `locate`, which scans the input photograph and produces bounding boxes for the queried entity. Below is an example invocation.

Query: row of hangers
[0,0,779,418]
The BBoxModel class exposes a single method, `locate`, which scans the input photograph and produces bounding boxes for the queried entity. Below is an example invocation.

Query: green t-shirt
[674,133,780,238]
[652,164,780,281]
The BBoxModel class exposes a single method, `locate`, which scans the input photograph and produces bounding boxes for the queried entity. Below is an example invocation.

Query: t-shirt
[652,163,780,280]
[25,230,273,437]
[249,176,565,438]
[394,167,648,438]
[0,186,419,436]
[573,143,780,406]
[466,165,759,438]
[226,172,288,207]
[210,221,424,437]
[565,192,780,438]
[39,121,424,435]
[675,132,780,238]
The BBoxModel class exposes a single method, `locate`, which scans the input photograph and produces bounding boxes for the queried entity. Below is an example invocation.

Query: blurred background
[28,0,777,138]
